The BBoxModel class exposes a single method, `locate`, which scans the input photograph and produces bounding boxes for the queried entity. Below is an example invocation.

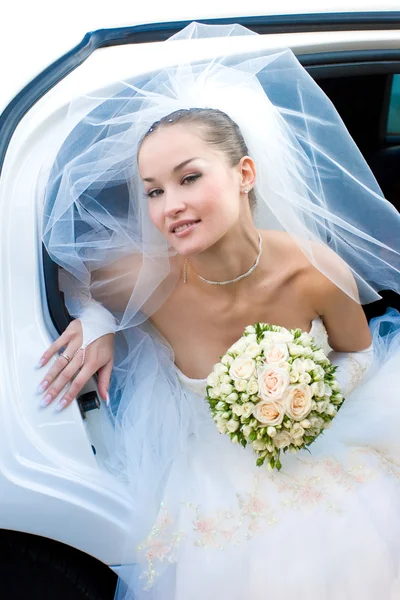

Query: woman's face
[138,124,248,256]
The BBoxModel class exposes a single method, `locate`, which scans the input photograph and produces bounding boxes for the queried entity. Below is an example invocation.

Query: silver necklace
[183,232,262,285]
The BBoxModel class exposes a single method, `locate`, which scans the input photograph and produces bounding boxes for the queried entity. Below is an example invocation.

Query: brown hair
[139,108,256,209]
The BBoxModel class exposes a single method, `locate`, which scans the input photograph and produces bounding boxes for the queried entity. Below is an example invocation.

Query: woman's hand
[36,319,114,411]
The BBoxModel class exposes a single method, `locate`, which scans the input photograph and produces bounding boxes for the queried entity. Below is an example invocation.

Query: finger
[55,363,98,411]
[36,329,73,368]
[97,360,113,402]
[39,346,87,407]
[37,340,81,394]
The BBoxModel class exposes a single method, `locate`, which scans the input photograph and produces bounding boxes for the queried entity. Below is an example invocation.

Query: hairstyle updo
[139,108,256,209]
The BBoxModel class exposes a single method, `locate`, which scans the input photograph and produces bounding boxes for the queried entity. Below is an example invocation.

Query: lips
[170,219,201,238]
[170,219,200,233]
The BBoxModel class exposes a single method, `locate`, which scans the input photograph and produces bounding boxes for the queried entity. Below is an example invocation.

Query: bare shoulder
[261,230,315,278]
[261,231,371,351]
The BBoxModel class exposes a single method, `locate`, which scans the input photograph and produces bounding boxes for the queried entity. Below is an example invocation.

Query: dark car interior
[317,70,400,319]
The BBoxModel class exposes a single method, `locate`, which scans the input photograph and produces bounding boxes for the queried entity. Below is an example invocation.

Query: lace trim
[135,444,400,590]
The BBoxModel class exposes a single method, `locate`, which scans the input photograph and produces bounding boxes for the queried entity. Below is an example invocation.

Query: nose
[163,191,186,219]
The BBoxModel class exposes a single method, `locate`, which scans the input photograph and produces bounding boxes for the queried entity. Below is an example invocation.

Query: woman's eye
[147,189,164,198]
[182,174,201,185]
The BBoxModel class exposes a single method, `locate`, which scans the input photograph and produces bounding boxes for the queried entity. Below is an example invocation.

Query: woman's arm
[312,268,373,396]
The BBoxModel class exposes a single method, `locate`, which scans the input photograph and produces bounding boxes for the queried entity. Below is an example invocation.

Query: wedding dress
[111,309,400,600]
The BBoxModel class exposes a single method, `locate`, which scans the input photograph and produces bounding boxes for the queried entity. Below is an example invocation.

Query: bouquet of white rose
[206,323,344,471]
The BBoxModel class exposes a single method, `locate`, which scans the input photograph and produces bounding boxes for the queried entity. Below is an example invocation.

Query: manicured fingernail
[106,392,110,407]
[37,381,49,394]
[40,394,52,408]
[56,398,68,412]
[35,358,46,369]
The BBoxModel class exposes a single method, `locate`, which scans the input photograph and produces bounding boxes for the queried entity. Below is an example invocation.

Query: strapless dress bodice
[175,317,330,397]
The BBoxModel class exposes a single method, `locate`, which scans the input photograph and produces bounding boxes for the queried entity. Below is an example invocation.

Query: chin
[170,237,211,257]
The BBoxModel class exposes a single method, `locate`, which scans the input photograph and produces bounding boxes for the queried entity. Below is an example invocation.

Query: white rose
[216,421,228,434]
[229,356,256,381]
[247,379,259,396]
[330,380,341,393]
[226,419,240,433]
[315,399,329,414]
[324,384,333,397]
[298,332,313,347]
[231,435,239,444]
[293,437,304,447]
[292,358,306,375]
[311,381,325,397]
[309,416,324,429]
[303,347,314,358]
[267,426,277,438]
[221,354,232,367]
[214,363,228,376]
[215,401,226,411]
[220,383,234,395]
[313,350,329,364]
[273,431,291,449]
[284,384,312,421]
[228,338,248,354]
[242,425,254,439]
[221,374,232,384]
[263,329,294,345]
[263,344,289,365]
[288,343,305,357]
[241,402,255,419]
[303,359,316,372]
[299,372,312,385]
[235,379,248,392]
[207,372,220,387]
[253,400,285,426]
[325,403,337,417]
[208,387,221,399]
[290,373,299,384]
[245,325,256,334]
[258,366,290,401]
[312,365,326,381]
[226,392,239,404]
[253,440,267,451]
[300,419,311,429]
[246,343,262,358]
[290,423,305,439]
[232,403,244,417]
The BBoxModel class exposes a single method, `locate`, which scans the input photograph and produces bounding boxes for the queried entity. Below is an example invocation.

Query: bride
[39,23,400,599]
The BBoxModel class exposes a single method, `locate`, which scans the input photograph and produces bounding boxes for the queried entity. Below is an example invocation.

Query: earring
[244,188,249,194]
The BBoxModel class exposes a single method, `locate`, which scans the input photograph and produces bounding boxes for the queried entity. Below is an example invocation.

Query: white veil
[40,22,400,598]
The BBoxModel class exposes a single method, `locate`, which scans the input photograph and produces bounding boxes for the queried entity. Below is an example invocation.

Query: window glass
[387,74,400,135]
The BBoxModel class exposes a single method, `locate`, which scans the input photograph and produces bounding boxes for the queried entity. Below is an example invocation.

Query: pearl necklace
[183,232,262,285]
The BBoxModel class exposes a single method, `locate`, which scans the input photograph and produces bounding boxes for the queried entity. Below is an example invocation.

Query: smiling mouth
[172,220,200,233]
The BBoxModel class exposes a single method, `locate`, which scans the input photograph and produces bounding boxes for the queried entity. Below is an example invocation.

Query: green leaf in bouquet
[256,456,266,467]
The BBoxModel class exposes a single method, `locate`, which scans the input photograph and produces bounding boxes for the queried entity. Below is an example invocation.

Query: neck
[186,223,261,286]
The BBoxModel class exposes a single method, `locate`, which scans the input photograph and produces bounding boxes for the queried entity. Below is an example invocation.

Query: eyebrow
[142,157,199,182]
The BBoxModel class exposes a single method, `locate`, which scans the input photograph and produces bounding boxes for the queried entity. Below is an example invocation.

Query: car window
[387,74,400,136]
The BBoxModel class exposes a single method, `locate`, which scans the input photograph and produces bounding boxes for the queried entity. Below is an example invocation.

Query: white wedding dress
[114,311,400,600]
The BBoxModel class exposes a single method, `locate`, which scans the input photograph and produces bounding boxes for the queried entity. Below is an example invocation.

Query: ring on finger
[60,352,72,363]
